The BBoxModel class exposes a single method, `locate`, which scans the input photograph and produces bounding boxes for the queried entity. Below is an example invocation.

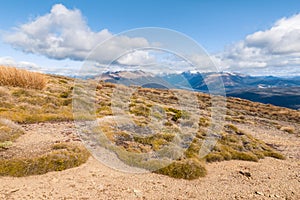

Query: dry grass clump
[204,124,285,162]
[0,118,24,150]
[0,118,24,141]
[133,133,175,151]
[279,126,295,134]
[0,143,90,177]
[0,66,46,90]
[0,76,74,123]
[226,97,300,124]
[154,158,207,180]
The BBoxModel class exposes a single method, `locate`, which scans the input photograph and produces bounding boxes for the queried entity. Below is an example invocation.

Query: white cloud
[188,54,219,71]
[0,57,16,66]
[4,4,150,64]
[218,13,300,75]
[117,50,156,66]
[3,4,300,76]
[245,14,300,54]
[0,56,40,71]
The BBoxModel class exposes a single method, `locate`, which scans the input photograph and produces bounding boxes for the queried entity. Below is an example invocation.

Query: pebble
[97,184,105,191]
[133,189,143,197]
[255,191,264,196]
[10,188,20,193]
[52,178,58,183]
[239,171,251,178]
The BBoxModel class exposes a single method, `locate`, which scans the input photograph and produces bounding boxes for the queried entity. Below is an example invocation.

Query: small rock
[10,188,19,193]
[97,184,105,191]
[255,191,264,196]
[274,194,280,198]
[239,171,251,178]
[133,189,143,197]
[52,178,58,183]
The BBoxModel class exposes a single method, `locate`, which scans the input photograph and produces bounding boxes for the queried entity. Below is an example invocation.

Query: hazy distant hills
[176,71,300,91]
[226,87,300,110]
[98,70,300,110]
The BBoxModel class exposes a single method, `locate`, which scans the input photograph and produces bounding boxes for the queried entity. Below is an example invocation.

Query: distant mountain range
[97,70,300,110]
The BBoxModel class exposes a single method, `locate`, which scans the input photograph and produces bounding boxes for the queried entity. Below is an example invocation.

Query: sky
[1,0,300,76]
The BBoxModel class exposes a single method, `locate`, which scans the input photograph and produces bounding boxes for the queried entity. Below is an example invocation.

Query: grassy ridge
[0,66,296,179]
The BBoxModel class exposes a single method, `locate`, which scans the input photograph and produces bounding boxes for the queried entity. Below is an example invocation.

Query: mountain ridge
[97,70,300,110]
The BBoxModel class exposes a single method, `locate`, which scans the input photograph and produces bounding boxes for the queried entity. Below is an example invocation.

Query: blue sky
[1,0,300,76]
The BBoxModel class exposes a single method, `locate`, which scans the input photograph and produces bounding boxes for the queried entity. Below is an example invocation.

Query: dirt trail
[0,121,299,200]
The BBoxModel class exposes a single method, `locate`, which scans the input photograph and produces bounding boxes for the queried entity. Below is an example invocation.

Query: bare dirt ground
[0,121,299,200]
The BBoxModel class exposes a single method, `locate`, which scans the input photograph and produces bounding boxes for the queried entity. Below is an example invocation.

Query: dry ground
[0,121,299,200]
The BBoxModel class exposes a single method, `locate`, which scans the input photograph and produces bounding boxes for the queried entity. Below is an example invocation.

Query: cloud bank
[0,56,40,71]
[218,13,300,75]
[4,4,151,65]
[3,4,300,76]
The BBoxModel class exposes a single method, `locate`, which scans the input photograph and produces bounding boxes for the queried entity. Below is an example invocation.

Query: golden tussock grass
[0,118,24,149]
[0,66,46,90]
[0,143,90,177]
[0,117,90,176]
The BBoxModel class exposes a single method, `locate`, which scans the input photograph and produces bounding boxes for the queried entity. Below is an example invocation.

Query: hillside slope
[0,67,299,198]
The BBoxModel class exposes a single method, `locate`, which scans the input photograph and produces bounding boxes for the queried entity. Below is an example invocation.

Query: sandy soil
[0,121,299,200]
